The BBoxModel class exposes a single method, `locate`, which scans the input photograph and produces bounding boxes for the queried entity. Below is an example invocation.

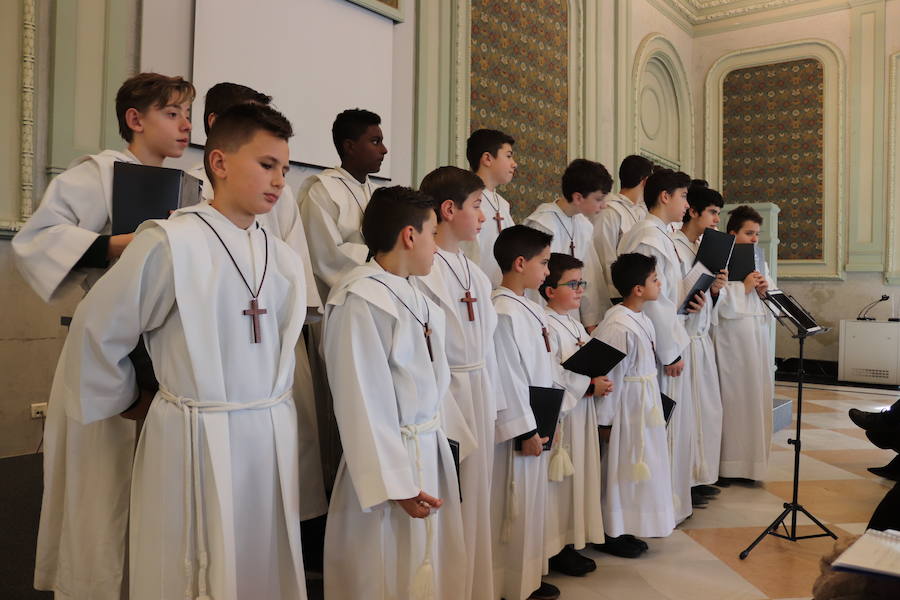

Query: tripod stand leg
[797,505,838,539]
[740,506,791,559]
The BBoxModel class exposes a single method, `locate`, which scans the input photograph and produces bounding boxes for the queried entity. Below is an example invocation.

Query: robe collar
[418,248,472,321]
[174,197,259,232]
[326,259,419,321]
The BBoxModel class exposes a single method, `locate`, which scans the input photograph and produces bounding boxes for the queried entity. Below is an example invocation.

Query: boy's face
[731,221,760,244]
[483,143,517,185]
[447,189,485,242]
[637,270,661,301]
[213,129,289,216]
[520,245,551,290]
[691,204,721,230]
[547,267,584,312]
[346,124,388,174]
[572,190,609,217]
[408,211,439,276]
[660,187,689,223]
[129,97,192,158]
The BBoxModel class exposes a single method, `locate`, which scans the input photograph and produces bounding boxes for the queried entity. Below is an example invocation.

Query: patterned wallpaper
[722,58,824,261]
[470,0,568,221]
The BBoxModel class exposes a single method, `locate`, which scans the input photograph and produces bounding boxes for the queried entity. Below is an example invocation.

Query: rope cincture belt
[159,386,292,600]
[623,372,662,482]
[399,413,442,600]
[449,360,486,373]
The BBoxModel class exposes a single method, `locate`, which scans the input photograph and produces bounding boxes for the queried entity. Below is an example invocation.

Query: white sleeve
[493,312,538,443]
[592,208,624,302]
[579,239,610,328]
[592,325,630,426]
[270,186,322,314]
[634,244,686,365]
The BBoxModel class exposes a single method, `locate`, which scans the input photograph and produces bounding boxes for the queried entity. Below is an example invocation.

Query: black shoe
[868,455,900,482]
[849,401,900,432]
[591,535,644,558]
[693,484,721,497]
[865,429,900,452]
[691,490,710,508]
[620,534,649,551]
[714,478,732,487]
[548,546,593,576]
[528,581,561,600]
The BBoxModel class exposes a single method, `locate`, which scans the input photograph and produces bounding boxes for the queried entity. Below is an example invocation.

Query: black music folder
[678,272,716,315]
[561,338,626,378]
[694,228,735,273]
[112,162,202,234]
[515,386,565,452]
[728,243,757,281]
[447,438,462,502]
[661,392,676,425]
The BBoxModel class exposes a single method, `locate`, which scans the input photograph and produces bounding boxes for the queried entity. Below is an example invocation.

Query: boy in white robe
[617,168,702,523]
[540,253,611,576]
[462,128,517,287]
[323,186,465,600]
[523,158,613,329]
[712,205,775,482]
[415,166,502,600]
[592,155,653,304]
[14,72,195,599]
[491,225,561,600]
[672,186,728,499]
[594,253,676,542]
[55,103,311,599]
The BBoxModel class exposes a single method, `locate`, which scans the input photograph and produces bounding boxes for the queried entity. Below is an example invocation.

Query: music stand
[739,290,837,560]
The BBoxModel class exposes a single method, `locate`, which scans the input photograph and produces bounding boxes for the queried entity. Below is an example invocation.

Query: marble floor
[542,383,898,600]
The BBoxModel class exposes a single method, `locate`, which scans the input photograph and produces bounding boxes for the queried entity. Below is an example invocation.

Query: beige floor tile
[802,448,898,481]
[834,522,869,535]
[771,427,875,452]
[764,449,862,482]
[679,483,816,530]
[763,479,891,523]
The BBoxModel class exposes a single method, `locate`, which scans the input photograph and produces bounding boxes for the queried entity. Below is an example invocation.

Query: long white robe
[671,230,723,486]
[711,266,775,481]
[188,164,326,518]
[414,248,501,600]
[543,310,604,555]
[522,202,608,326]
[14,149,139,599]
[463,189,514,288]
[60,202,309,600]
[592,193,647,303]
[323,262,465,600]
[491,288,558,600]
[618,214,694,523]
[593,305,675,538]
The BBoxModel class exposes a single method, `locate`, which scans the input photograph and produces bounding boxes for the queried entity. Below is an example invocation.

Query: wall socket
[30,402,48,419]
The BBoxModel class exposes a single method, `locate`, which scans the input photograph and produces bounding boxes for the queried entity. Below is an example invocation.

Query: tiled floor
[543,383,897,600]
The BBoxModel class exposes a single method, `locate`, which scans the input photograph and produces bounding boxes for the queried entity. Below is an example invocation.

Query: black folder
[561,338,626,378]
[677,273,715,315]
[661,392,676,425]
[727,243,757,281]
[447,438,462,502]
[112,162,202,235]
[694,228,735,273]
[514,386,565,452]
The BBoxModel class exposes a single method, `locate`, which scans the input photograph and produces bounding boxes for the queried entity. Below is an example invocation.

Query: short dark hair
[539,253,584,300]
[561,159,613,201]
[493,224,552,273]
[362,186,434,256]
[611,253,657,299]
[204,103,293,185]
[466,128,515,172]
[690,179,709,190]
[618,155,654,189]
[115,72,195,142]
[203,82,272,134]
[419,166,485,223]
[725,205,763,234]
[684,186,724,224]
[332,108,381,158]
[644,168,691,210]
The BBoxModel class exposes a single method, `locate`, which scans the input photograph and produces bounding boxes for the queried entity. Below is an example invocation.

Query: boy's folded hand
[396,490,443,519]
[519,433,547,457]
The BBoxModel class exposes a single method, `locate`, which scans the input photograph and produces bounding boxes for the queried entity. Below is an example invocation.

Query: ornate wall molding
[704,39,845,279]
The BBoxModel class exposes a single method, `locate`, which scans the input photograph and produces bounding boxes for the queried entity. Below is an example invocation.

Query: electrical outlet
[31,402,48,419]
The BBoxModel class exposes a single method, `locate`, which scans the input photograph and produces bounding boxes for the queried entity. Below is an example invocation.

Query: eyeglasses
[558,280,588,290]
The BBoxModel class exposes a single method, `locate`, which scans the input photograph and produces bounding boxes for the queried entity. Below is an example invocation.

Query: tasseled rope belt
[449,360,485,373]
[622,373,663,482]
[159,387,292,600]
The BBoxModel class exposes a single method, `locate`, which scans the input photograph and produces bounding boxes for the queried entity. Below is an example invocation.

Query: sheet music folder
[694,228,735,273]
[112,162,202,235]
[832,529,900,580]
[515,386,565,452]
[765,289,823,335]
[728,244,757,281]
[561,338,626,378]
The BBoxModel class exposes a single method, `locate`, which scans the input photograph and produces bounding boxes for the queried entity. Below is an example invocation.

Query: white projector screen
[191,0,394,176]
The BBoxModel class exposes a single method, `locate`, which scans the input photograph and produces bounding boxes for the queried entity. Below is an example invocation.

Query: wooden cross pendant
[541,326,551,352]
[461,290,477,322]
[243,297,268,343]
[569,240,576,256]
[493,211,505,233]
[423,324,434,361]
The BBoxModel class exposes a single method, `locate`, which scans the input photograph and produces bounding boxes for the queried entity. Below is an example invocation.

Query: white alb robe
[711,265,775,481]
[671,230,723,486]
[60,202,309,600]
[618,214,695,523]
[15,149,139,599]
[522,201,608,326]
[491,288,558,600]
[593,305,675,538]
[592,193,647,302]
[543,310,604,555]
[414,248,501,600]
[323,262,465,600]
[463,189,514,288]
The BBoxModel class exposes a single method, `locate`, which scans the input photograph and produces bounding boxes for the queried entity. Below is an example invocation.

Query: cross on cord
[493,211,505,233]
[461,290,478,321]
[243,298,268,343]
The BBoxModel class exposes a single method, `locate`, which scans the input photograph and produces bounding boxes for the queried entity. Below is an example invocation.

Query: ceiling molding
[653,0,847,24]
